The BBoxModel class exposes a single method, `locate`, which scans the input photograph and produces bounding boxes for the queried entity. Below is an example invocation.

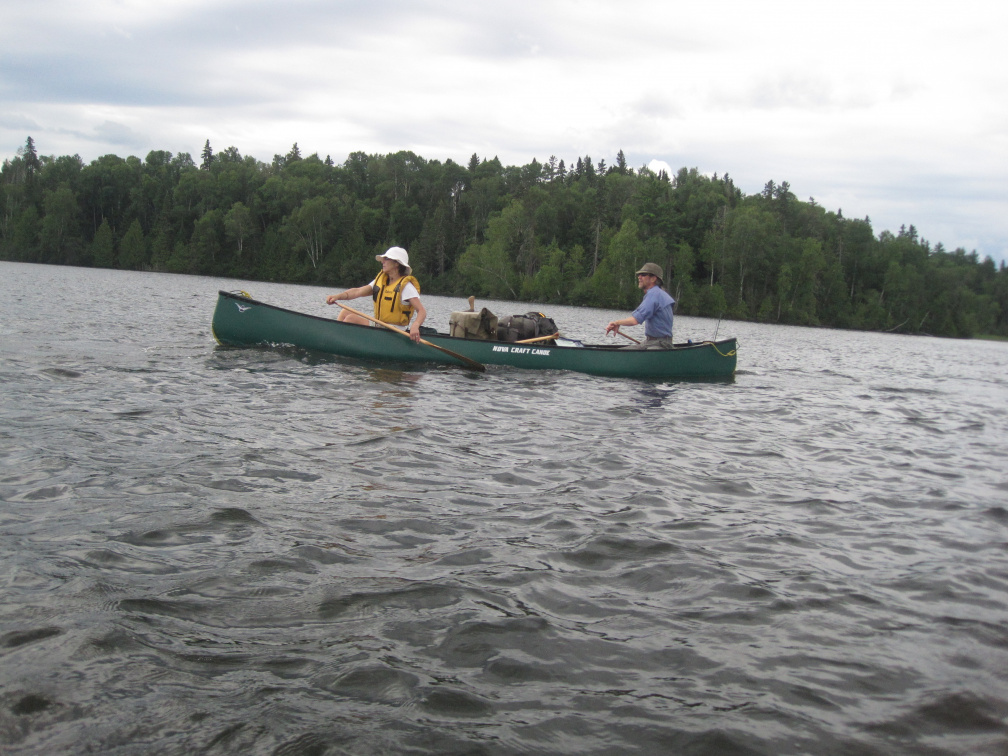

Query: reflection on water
[635,386,676,410]
[2,262,1008,755]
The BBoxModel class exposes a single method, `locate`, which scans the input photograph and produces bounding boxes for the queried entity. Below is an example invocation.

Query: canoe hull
[211,291,736,380]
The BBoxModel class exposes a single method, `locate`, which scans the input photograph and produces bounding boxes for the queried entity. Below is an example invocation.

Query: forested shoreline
[3,136,1006,338]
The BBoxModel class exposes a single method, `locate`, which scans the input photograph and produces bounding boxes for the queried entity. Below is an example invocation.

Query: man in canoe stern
[326,247,428,342]
[605,262,675,349]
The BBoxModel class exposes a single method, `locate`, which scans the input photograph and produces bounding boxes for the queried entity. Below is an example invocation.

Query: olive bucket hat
[635,262,664,284]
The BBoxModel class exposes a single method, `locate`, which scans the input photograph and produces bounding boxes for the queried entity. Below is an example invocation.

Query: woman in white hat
[326,246,427,342]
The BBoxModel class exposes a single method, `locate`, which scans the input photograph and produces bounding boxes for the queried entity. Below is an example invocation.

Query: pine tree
[92,219,115,267]
[200,140,214,170]
[22,136,40,179]
[615,149,628,174]
[119,219,147,269]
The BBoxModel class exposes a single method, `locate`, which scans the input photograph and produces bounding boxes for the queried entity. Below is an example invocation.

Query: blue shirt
[632,286,675,339]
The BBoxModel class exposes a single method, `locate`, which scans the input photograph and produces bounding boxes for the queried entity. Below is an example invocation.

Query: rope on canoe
[701,341,737,358]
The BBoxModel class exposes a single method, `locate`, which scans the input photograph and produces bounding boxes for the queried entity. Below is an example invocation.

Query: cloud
[1,0,1006,262]
[0,113,41,131]
[91,120,148,149]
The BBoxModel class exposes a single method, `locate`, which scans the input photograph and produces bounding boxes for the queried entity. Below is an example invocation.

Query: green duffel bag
[497,312,557,342]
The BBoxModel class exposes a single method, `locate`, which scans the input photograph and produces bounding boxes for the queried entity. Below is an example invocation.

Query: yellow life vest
[372,271,421,326]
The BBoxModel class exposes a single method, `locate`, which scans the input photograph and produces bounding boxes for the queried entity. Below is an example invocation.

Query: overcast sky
[2,0,1005,263]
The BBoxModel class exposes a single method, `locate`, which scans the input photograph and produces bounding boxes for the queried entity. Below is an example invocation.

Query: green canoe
[211,290,737,380]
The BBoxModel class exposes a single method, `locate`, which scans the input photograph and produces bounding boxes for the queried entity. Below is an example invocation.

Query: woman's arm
[326,284,373,305]
[406,298,426,342]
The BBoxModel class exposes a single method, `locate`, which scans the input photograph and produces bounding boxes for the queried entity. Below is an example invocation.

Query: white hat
[376,246,411,275]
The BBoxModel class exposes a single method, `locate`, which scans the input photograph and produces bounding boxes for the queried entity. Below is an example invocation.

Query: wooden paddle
[515,333,562,344]
[335,303,485,372]
[616,330,641,344]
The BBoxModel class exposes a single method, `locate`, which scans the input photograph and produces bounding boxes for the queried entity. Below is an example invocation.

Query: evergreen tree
[91,218,115,267]
[119,219,147,269]
[21,136,41,180]
[201,140,214,170]
[615,149,628,175]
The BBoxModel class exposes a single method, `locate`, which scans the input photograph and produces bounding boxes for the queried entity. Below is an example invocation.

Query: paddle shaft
[515,333,562,344]
[335,303,485,371]
[617,330,641,344]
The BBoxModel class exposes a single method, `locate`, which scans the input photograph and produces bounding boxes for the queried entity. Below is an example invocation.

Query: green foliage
[91,219,114,268]
[119,219,147,270]
[1,137,1006,338]
[694,282,728,318]
[223,201,254,264]
[589,219,645,309]
[287,196,333,270]
[11,205,40,260]
[190,209,223,274]
[458,199,525,298]
[40,185,81,264]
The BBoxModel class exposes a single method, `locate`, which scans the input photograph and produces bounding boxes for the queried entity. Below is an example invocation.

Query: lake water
[2,260,1007,755]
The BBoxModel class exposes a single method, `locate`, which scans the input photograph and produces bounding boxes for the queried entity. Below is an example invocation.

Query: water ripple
[2,264,1008,754]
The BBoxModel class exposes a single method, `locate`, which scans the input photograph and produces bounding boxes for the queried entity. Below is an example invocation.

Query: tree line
[3,136,1006,338]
